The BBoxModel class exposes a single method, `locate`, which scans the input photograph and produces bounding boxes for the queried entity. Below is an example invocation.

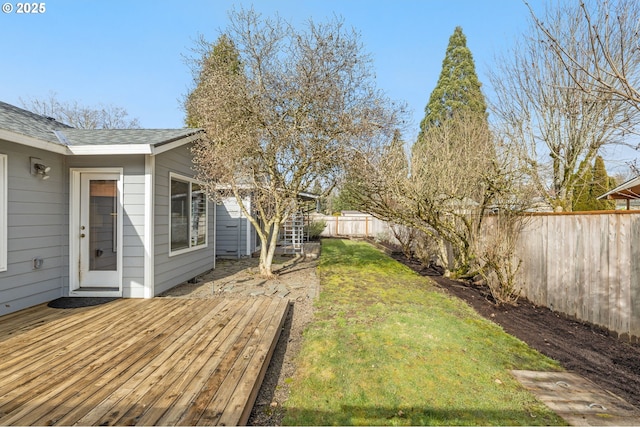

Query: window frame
[169,172,208,257]
[0,154,7,272]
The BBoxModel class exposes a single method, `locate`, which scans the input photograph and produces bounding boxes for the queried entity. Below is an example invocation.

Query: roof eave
[0,128,70,155]
[152,132,203,155]
[66,130,203,156]
[4,129,204,156]
[67,144,154,155]
[297,191,320,201]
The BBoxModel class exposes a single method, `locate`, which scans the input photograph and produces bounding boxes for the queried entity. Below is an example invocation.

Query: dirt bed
[393,255,640,410]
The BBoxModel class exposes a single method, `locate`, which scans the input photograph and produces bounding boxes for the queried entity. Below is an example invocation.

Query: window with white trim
[170,173,207,255]
[0,154,7,271]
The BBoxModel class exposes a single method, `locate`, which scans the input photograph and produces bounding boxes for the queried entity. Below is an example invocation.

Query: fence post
[365,216,369,237]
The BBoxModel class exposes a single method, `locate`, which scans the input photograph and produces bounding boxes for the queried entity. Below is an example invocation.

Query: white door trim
[143,155,155,298]
[69,168,123,297]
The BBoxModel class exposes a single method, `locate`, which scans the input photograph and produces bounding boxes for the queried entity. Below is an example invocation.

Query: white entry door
[75,172,122,289]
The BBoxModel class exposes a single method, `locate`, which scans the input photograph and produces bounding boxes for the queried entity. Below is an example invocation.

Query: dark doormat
[47,297,120,309]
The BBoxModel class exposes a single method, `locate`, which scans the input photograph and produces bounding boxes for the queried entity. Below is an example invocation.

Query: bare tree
[348,112,526,278]
[348,112,535,304]
[20,92,140,129]
[388,223,418,259]
[185,8,404,277]
[409,113,495,274]
[527,0,640,113]
[489,1,637,211]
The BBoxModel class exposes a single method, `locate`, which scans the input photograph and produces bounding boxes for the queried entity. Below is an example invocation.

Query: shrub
[478,213,526,305]
[305,220,326,240]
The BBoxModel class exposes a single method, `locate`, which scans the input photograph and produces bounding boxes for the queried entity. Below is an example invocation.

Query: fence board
[538,216,549,306]
[619,215,631,336]
[608,217,620,335]
[577,217,585,319]
[596,215,610,328]
[583,217,595,322]
[548,215,563,313]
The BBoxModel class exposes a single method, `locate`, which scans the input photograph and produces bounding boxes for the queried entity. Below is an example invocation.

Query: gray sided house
[0,101,215,316]
[216,196,258,258]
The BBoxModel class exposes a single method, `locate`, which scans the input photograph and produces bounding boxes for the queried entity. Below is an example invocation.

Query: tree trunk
[258,222,281,278]
[437,238,452,277]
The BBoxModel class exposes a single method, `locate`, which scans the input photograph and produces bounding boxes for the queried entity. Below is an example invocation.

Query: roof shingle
[0,100,70,144]
[0,101,203,149]
[56,128,202,146]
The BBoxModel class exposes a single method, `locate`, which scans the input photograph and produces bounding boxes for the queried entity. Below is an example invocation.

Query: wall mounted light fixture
[30,157,51,180]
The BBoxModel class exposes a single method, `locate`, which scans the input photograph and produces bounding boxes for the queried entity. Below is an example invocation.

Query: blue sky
[2,0,635,171]
[1,1,540,134]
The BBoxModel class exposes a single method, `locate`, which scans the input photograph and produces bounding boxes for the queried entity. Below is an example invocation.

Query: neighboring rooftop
[598,175,640,201]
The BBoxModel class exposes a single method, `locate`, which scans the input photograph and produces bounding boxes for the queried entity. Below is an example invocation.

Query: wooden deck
[0,297,290,426]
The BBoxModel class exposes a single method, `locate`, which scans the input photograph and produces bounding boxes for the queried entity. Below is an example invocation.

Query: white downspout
[245,197,251,257]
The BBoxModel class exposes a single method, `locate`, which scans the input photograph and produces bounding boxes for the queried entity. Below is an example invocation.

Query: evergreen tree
[331,188,360,213]
[572,160,594,211]
[418,26,487,139]
[185,34,243,128]
[571,156,616,211]
[592,156,616,210]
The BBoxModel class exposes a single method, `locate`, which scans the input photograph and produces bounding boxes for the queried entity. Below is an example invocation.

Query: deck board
[0,297,289,426]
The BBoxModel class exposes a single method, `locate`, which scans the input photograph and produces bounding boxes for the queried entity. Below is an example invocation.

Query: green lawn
[283,239,566,426]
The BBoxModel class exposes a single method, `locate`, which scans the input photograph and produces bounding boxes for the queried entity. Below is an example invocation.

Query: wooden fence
[313,211,640,341]
[313,214,396,241]
[514,212,640,341]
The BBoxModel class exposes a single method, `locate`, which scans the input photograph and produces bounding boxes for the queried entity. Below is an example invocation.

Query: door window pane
[89,180,118,271]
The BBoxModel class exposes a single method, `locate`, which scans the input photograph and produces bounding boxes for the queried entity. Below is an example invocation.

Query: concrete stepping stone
[512,370,640,426]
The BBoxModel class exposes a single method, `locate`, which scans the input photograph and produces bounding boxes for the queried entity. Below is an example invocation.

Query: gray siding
[154,144,215,295]
[251,216,257,253]
[0,141,67,316]
[216,196,257,258]
[216,197,243,258]
[66,155,147,298]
